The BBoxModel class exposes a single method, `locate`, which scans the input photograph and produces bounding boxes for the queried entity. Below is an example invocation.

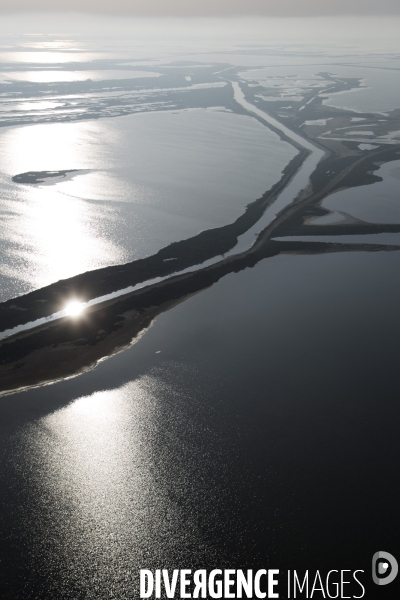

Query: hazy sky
[0,0,399,16]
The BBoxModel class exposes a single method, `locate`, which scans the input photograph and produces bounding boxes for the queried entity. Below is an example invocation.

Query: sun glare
[65,301,86,317]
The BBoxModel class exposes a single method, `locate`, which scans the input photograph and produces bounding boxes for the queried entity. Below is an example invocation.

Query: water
[321,65,400,113]
[313,160,400,224]
[0,82,321,341]
[1,251,399,598]
[238,62,400,115]
[1,24,400,600]
[0,108,295,301]
[231,83,324,251]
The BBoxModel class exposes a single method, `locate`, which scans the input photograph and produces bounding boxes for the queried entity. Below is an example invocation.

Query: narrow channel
[0,84,324,342]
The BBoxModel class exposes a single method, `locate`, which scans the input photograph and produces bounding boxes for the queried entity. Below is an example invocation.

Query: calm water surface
[0,251,399,598]
[1,29,400,600]
[0,109,295,301]
[316,159,400,223]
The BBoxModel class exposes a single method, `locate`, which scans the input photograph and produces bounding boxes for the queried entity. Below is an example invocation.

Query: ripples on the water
[2,251,400,597]
[0,110,295,302]
[1,25,400,599]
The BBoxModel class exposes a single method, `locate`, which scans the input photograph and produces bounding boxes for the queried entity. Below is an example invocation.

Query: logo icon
[372,552,398,586]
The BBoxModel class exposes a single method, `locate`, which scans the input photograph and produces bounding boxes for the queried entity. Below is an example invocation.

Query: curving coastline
[0,148,308,334]
[1,87,400,395]
[2,237,400,397]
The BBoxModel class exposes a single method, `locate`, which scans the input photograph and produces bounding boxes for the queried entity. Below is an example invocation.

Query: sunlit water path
[0,85,324,342]
[0,108,295,302]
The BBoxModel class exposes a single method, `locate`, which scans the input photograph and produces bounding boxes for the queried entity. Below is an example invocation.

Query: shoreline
[1,236,400,397]
[0,148,308,333]
[1,89,400,395]
[4,90,396,334]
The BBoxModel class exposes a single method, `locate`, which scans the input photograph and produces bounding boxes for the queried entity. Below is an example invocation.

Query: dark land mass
[239,71,400,161]
[0,150,308,332]
[256,144,400,243]
[2,141,399,335]
[276,222,400,237]
[239,72,366,133]
[0,63,236,128]
[2,61,230,100]
[2,73,400,395]
[307,144,400,198]
[1,238,399,396]
[12,170,80,185]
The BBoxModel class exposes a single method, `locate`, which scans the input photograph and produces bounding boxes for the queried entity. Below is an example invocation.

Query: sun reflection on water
[65,300,86,317]
[0,119,126,295]
[18,377,193,592]
[0,51,101,64]
[13,359,225,593]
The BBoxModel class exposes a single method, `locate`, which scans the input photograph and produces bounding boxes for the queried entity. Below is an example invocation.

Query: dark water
[0,250,399,598]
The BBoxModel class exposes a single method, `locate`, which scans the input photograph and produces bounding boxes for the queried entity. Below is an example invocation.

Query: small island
[12,170,81,185]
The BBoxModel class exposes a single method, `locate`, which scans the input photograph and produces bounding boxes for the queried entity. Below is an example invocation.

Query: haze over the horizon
[0,0,399,16]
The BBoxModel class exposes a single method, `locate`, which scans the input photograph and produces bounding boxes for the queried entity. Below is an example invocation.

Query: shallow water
[1,27,400,600]
[0,108,295,301]
[312,159,400,225]
[238,62,400,114]
[321,65,400,113]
